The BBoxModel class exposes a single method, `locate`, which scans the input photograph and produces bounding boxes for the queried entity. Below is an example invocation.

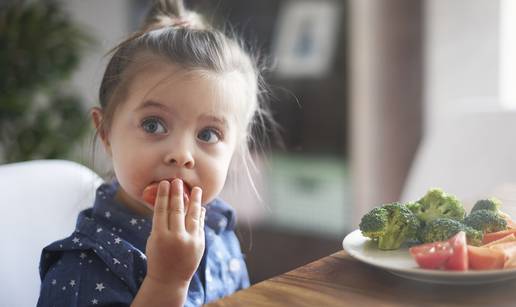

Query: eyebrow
[135,100,172,113]
[199,114,229,131]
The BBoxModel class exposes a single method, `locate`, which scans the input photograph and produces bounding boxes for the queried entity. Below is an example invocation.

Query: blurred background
[2,0,516,285]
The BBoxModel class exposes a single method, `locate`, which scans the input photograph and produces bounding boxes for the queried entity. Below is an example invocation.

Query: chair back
[0,160,102,307]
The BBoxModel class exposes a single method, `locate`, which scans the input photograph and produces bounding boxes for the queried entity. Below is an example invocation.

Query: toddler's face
[95,62,244,214]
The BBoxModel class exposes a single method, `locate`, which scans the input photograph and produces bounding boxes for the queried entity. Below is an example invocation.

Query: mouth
[142,179,191,207]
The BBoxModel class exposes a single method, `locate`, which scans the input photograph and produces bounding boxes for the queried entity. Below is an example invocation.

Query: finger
[168,178,186,231]
[199,206,206,234]
[152,180,170,232]
[185,187,202,233]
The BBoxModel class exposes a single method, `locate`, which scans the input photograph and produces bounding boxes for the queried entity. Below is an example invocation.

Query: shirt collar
[205,198,237,234]
[90,180,152,251]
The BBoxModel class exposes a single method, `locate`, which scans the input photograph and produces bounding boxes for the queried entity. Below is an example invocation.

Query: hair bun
[143,0,207,32]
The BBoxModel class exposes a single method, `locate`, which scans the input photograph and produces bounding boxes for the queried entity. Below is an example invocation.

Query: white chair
[401,110,516,216]
[0,160,102,307]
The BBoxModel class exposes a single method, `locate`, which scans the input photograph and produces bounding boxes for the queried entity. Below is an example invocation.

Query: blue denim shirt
[37,181,250,307]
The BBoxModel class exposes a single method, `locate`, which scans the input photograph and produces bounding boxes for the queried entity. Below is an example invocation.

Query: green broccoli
[463,225,484,246]
[405,201,421,214]
[471,198,501,213]
[464,209,508,233]
[418,218,463,243]
[411,188,466,223]
[417,218,483,246]
[359,203,420,250]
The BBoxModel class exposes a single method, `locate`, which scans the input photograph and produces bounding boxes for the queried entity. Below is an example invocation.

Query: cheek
[200,154,233,204]
[110,142,154,198]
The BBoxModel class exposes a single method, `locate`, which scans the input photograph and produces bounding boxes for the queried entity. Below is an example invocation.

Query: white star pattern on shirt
[218,219,227,229]
[92,298,98,304]
[206,269,213,282]
[114,237,122,244]
[97,227,103,233]
[69,280,76,287]
[95,283,105,292]
[130,218,137,225]
[51,279,57,285]
[72,237,80,244]
[113,258,120,265]
[229,258,241,272]
[105,211,111,218]
[80,252,87,259]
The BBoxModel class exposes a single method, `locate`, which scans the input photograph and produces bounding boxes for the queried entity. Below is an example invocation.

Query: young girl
[37,0,269,306]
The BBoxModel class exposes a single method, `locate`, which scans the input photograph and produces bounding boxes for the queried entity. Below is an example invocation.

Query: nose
[163,141,195,168]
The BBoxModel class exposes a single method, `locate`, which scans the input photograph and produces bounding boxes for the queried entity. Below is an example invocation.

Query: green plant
[0,0,94,162]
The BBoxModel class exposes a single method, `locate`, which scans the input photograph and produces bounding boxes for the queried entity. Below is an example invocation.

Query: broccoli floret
[411,188,466,223]
[359,207,388,239]
[359,203,420,250]
[464,209,508,233]
[418,218,484,246]
[471,198,501,213]
[463,225,484,246]
[418,218,463,243]
[405,201,421,214]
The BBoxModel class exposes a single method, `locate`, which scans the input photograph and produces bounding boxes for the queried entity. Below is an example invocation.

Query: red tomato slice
[468,245,505,270]
[409,231,468,271]
[142,181,191,206]
[445,231,468,271]
[409,241,453,269]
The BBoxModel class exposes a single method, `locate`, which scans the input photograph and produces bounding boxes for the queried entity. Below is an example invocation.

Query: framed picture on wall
[272,0,341,79]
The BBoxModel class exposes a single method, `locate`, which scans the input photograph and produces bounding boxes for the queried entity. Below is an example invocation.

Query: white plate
[342,229,516,285]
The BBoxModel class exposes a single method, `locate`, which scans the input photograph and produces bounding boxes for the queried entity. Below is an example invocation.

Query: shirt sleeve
[37,250,133,307]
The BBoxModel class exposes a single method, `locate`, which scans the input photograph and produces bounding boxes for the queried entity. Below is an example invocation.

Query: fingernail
[174,178,182,187]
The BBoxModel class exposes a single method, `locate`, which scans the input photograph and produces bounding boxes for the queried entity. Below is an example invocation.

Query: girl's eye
[141,117,167,134]
[197,128,221,144]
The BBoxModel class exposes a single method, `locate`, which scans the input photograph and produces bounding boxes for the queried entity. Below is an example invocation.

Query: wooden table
[207,250,516,307]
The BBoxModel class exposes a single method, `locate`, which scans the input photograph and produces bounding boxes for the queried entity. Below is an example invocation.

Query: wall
[424,0,501,132]
[63,0,131,172]
[349,0,423,225]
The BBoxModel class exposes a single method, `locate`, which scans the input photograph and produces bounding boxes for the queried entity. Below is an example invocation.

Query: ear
[90,107,112,156]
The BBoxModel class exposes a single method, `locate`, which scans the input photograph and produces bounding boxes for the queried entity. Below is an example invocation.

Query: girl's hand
[145,179,206,286]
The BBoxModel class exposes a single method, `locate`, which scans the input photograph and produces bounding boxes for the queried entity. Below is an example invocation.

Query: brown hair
[94,0,274,193]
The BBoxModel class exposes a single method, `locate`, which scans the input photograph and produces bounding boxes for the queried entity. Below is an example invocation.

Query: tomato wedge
[409,241,453,269]
[410,231,468,271]
[445,231,468,271]
[142,180,191,206]
[468,245,505,270]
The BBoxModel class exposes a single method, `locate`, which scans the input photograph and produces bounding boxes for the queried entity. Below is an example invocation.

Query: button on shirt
[37,181,250,307]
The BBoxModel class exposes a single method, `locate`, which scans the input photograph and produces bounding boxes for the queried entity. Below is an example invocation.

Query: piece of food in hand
[409,231,468,271]
[410,188,466,224]
[359,203,420,250]
[142,180,191,206]
[464,209,508,234]
[418,218,483,246]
